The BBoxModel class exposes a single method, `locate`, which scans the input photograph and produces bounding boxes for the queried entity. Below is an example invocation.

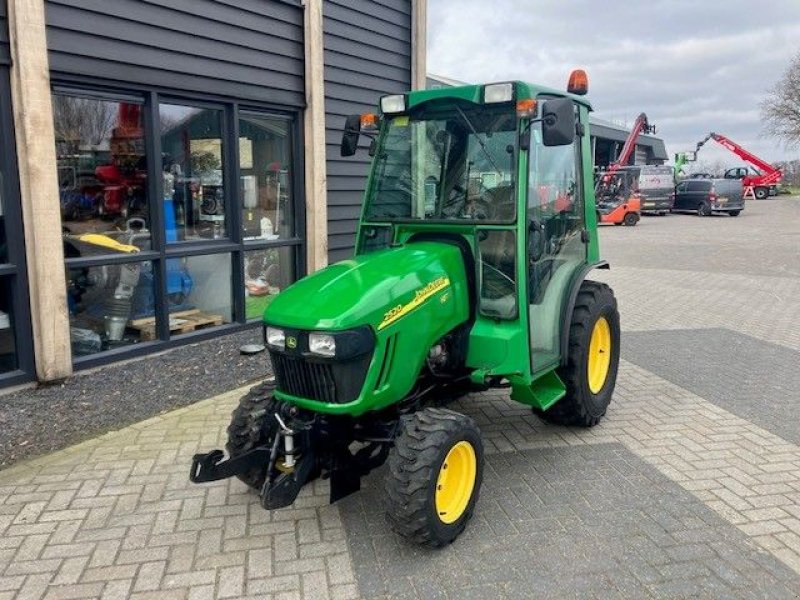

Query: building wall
[44,0,305,108]
[322,0,412,262]
[0,1,8,66]
[1,0,418,385]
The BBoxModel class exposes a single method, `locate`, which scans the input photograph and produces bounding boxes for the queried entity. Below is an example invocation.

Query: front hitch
[189,448,271,483]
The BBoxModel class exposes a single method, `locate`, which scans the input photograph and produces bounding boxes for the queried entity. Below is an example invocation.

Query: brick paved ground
[0,198,798,598]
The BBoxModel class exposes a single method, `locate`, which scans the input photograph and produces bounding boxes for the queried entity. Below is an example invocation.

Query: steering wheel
[464,198,494,220]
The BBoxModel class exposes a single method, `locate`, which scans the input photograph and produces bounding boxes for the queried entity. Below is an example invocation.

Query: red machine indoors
[694,133,782,200]
[94,104,147,218]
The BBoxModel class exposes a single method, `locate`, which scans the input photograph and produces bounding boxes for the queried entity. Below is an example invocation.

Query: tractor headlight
[484,82,514,103]
[380,94,406,115]
[266,327,285,350]
[308,333,336,357]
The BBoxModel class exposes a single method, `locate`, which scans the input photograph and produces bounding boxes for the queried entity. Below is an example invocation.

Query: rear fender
[559,261,609,366]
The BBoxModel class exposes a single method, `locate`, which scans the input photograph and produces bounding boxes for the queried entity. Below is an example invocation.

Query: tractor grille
[269,351,371,404]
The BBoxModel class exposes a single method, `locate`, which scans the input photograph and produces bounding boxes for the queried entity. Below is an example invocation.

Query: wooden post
[7,0,72,381]
[411,0,427,90]
[303,0,329,273]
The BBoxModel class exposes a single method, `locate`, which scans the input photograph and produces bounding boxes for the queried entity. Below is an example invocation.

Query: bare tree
[52,95,116,147]
[761,52,800,147]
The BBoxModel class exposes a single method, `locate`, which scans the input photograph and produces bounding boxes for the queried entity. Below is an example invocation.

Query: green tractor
[191,71,620,547]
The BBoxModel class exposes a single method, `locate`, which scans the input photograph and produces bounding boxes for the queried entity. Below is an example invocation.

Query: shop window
[53,94,150,244]
[0,276,17,373]
[244,247,296,320]
[66,259,156,357]
[160,103,226,242]
[171,252,233,336]
[238,113,295,241]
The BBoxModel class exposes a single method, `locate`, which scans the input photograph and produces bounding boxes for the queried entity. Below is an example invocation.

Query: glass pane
[364,106,518,223]
[160,103,226,242]
[171,253,232,336]
[0,276,17,373]
[53,95,151,248]
[527,110,585,372]
[66,259,155,358]
[478,230,517,319]
[244,247,296,320]
[239,113,295,241]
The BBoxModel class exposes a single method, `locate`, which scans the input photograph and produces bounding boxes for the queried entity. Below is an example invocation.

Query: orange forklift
[595,169,641,226]
[594,112,654,226]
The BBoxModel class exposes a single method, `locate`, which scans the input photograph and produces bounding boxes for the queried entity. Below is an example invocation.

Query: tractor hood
[264,241,469,333]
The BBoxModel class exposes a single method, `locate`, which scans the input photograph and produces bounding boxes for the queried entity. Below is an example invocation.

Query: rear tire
[385,408,483,547]
[755,187,768,200]
[698,202,711,216]
[226,379,279,490]
[729,210,741,217]
[535,281,620,427]
[623,212,639,226]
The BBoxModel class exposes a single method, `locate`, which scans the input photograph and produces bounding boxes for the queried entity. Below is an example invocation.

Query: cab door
[526,105,587,374]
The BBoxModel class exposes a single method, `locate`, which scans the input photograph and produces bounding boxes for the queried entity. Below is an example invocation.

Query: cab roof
[404,81,593,112]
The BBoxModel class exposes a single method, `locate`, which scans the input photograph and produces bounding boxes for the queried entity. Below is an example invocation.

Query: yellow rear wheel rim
[435,441,477,524]
[587,316,612,394]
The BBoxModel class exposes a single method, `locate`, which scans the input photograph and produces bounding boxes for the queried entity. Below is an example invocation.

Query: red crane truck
[694,133,782,200]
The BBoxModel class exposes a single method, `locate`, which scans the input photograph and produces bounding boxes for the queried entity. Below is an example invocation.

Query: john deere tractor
[191,71,620,547]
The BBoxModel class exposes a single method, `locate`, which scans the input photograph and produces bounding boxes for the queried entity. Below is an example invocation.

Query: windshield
[364,104,518,222]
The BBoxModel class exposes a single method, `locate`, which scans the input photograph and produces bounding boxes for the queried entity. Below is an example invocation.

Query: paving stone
[340,444,800,599]
[622,328,800,444]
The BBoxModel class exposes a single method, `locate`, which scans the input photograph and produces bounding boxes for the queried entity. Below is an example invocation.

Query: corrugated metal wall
[322,0,412,262]
[0,1,9,66]
[44,0,306,108]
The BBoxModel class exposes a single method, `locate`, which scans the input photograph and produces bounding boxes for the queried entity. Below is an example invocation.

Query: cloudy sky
[427,0,800,168]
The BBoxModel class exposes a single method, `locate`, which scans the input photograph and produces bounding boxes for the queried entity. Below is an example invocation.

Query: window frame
[0,66,35,385]
[50,82,306,370]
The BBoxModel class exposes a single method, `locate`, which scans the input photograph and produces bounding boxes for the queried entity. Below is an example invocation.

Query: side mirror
[340,114,361,157]
[541,98,576,147]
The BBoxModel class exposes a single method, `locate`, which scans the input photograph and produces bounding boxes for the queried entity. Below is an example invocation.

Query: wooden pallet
[128,309,224,341]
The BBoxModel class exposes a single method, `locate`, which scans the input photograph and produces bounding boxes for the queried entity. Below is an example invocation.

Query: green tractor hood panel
[265,241,470,335]
[264,241,471,415]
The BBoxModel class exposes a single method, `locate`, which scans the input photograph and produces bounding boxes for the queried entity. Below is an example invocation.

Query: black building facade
[0,0,422,388]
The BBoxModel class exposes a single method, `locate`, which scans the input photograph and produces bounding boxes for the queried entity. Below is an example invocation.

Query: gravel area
[0,329,271,469]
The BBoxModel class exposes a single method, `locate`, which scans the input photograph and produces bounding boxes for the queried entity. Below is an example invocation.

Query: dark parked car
[671,178,744,216]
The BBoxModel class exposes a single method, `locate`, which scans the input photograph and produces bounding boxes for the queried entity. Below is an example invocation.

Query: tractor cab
[190,73,620,550]
[342,80,601,392]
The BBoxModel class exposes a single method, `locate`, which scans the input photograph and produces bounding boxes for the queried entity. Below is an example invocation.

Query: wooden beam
[7,0,72,381]
[303,0,328,273]
[411,0,427,90]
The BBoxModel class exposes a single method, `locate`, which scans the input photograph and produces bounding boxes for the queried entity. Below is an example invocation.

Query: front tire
[536,281,620,427]
[623,212,639,226]
[755,187,768,200]
[226,379,279,490]
[385,408,483,547]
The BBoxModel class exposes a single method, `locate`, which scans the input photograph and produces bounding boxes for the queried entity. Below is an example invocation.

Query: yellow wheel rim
[587,316,612,394]
[435,441,477,524]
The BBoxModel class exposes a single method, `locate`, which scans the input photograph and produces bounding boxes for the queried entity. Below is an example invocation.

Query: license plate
[718,197,728,204]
